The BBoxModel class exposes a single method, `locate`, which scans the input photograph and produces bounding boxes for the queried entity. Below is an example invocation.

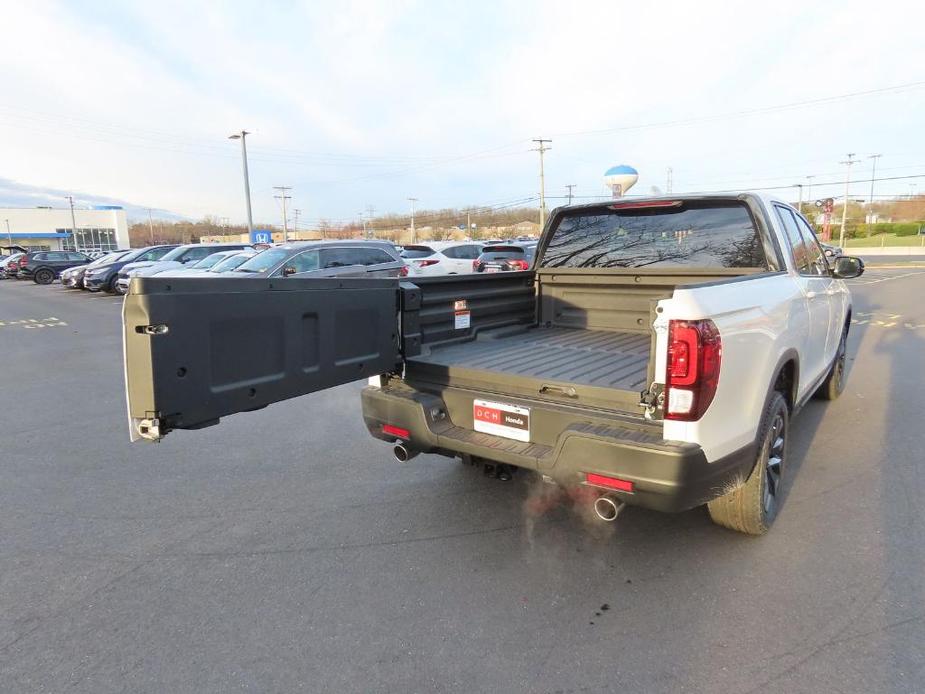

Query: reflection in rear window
[541,201,767,269]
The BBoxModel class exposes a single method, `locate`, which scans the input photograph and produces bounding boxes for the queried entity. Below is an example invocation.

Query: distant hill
[0,177,186,222]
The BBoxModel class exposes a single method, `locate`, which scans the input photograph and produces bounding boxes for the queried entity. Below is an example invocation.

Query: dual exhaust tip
[393,443,419,463]
[593,494,626,522]
[393,443,625,523]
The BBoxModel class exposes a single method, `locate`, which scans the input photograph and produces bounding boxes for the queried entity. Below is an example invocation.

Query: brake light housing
[665,319,721,421]
[415,259,439,267]
[508,259,530,271]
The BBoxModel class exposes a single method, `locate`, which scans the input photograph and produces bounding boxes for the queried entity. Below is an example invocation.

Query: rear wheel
[815,325,848,400]
[105,275,119,293]
[34,268,54,285]
[707,391,789,535]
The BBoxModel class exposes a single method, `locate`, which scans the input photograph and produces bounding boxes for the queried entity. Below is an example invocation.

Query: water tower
[603,164,639,198]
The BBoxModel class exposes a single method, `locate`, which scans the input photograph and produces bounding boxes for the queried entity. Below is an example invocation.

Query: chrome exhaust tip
[593,494,625,522]
[393,443,418,463]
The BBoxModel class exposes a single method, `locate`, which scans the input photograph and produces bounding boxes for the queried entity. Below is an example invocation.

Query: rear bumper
[361,385,756,513]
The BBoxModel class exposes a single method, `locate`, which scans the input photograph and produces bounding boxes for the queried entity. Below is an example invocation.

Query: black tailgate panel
[124,276,399,438]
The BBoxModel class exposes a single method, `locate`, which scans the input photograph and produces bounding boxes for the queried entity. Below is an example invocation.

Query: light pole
[839,154,857,249]
[66,195,79,252]
[5,218,11,246]
[806,175,815,207]
[867,154,882,225]
[794,184,804,213]
[408,197,418,244]
[229,131,254,235]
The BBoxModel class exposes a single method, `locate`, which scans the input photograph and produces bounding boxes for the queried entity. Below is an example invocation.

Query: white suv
[400,242,483,276]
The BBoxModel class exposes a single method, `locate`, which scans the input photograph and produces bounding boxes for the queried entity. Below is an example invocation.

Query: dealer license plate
[472,399,530,442]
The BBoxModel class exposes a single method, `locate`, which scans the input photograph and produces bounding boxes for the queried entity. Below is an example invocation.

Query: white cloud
[0,0,922,222]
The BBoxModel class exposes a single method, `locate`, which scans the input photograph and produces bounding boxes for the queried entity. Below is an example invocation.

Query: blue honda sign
[250,229,272,244]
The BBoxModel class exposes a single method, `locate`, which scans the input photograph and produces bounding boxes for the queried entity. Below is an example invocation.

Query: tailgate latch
[136,417,163,442]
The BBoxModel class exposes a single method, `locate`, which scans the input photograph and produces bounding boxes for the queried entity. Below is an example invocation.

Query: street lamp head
[228,130,250,140]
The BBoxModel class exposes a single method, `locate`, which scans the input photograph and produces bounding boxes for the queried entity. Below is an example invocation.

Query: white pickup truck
[122,193,864,535]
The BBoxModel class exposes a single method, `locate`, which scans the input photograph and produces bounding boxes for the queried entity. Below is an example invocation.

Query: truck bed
[407,326,650,393]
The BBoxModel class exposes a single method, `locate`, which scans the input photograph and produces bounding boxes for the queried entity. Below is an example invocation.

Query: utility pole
[806,175,815,206]
[66,195,79,252]
[666,167,674,194]
[365,205,375,239]
[147,209,155,243]
[839,153,857,249]
[293,208,301,236]
[467,211,472,239]
[407,197,418,243]
[565,184,576,206]
[358,211,368,239]
[228,130,254,235]
[794,184,804,213]
[532,138,552,229]
[867,154,882,225]
[273,186,292,243]
[5,218,12,246]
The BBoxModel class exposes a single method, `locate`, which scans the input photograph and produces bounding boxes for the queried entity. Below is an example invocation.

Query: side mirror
[832,256,864,279]
[282,266,296,277]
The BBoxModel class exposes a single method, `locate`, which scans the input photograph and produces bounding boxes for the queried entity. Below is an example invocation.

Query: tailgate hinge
[639,382,665,421]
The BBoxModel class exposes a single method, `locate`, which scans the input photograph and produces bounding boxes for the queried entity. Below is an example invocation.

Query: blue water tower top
[604,165,638,176]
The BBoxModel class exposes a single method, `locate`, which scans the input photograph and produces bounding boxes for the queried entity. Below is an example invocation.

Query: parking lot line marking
[0,316,69,329]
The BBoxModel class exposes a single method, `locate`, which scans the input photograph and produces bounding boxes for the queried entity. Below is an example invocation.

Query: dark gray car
[230,240,405,279]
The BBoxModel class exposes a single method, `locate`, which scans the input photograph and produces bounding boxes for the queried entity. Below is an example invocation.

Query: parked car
[152,249,253,278]
[473,243,537,272]
[0,252,25,279]
[116,243,251,293]
[83,245,179,293]
[18,250,92,284]
[205,249,260,273]
[226,240,404,279]
[122,193,864,537]
[400,242,484,276]
[60,250,131,289]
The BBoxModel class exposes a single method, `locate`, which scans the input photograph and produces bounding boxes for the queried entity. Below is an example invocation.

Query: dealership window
[59,228,118,253]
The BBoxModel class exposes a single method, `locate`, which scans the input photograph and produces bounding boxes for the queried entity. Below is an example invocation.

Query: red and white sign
[473,399,530,442]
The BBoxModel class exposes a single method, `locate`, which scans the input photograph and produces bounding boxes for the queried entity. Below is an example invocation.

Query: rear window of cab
[540,200,768,269]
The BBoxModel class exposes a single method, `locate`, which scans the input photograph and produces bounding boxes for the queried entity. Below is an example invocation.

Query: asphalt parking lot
[1,270,924,693]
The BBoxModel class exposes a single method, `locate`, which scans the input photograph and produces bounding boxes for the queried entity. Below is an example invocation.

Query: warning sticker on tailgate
[473,399,530,442]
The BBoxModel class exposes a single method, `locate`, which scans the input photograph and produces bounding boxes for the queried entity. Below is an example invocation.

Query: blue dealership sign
[250,229,272,244]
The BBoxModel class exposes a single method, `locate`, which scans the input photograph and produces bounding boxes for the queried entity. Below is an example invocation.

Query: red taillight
[398,265,409,277]
[509,259,530,271]
[585,472,635,493]
[382,424,410,439]
[665,319,721,421]
[19,256,28,266]
[416,259,439,267]
[472,259,480,271]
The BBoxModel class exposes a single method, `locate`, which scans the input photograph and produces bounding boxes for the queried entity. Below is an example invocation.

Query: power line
[549,80,925,138]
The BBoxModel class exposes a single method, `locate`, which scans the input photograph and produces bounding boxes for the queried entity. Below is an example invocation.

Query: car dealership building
[1,206,129,254]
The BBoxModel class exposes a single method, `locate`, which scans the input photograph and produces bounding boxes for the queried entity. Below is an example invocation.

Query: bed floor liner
[407,326,651,392]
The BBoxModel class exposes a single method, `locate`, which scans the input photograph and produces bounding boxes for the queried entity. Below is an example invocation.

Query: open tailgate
[123,276,400,441]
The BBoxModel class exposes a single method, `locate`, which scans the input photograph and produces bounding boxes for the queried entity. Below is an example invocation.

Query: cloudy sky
[1,0,923,223]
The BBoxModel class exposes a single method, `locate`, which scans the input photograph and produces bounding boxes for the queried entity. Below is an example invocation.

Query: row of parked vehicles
[0,238,540,290]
